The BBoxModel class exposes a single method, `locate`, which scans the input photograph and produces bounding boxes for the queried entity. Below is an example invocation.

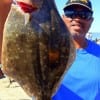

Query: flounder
[2,0,75,100]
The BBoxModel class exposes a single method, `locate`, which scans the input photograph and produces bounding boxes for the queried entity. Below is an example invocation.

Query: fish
[2,0,75,100]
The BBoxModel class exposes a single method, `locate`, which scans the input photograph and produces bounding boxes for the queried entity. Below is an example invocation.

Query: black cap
[63,0,93,12]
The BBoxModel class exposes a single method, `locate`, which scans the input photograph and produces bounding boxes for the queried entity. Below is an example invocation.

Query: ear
[62,14,65,19]
[62,14,66,22]
[90,17,94,23]
[62,14,64,18]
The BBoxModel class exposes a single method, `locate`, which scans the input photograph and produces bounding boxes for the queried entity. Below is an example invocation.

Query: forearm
[0,0,12,63]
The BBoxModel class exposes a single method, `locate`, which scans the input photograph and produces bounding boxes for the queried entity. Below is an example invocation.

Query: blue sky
[55,0,100,33]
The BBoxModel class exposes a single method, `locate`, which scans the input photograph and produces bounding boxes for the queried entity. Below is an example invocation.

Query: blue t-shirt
[52,40,100,100]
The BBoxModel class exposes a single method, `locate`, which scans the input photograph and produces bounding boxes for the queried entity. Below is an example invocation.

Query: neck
[73,38,87,49]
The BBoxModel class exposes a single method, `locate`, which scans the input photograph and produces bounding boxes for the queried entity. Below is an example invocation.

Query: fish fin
[24,13,31,25]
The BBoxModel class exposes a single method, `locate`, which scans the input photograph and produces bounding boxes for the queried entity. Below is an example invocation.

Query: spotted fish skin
[2,0,75,100]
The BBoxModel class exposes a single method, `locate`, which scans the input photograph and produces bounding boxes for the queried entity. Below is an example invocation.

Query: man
[52,0,100,100]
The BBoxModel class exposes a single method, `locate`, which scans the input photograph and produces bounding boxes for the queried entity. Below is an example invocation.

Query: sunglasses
[64,9,93,20]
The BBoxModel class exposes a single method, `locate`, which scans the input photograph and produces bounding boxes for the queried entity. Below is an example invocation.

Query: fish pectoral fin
[24,13,31,25]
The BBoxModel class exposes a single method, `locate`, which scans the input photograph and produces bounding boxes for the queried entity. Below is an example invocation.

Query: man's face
[62,5,93,40]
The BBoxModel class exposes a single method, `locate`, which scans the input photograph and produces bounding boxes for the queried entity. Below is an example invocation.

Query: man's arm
[0,0,12,63]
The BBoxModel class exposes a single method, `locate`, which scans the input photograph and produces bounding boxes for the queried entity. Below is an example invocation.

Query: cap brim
[63,3,93,12]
